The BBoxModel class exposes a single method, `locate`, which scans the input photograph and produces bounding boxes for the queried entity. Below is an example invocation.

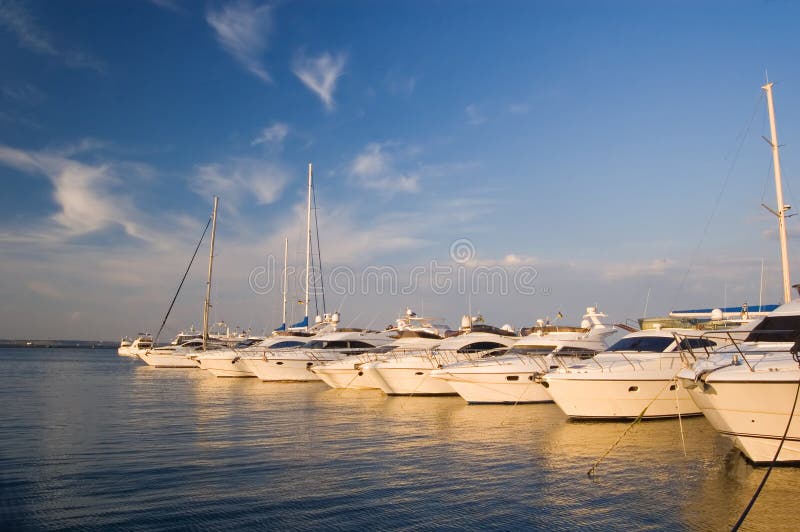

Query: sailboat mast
[305,163,313,328]
[203,196,218,350]
[762,81,792,303]
[282,236,288,328]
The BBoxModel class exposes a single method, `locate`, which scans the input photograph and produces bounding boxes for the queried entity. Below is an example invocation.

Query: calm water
[2,349,800,530]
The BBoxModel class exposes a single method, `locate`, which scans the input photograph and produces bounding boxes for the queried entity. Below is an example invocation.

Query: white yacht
[361,316,519,396]
[118,334,154,357]
[247,323,397,382]
[196,333,308,377]
[117,337,133,356]
[138,339,205,368]
[431,307,615,404]
[312,310,451,390]
[541,316,734,419]
[677,300,800,463]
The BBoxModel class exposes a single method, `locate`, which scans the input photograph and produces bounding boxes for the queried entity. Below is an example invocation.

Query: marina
[4,2,800,529]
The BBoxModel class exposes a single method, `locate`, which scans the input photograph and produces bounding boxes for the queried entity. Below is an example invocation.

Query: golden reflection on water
[133,364,800,530]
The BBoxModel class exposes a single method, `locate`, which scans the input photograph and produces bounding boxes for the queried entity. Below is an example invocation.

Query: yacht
[138,339,205,368]
[677,299,800,463]
[247,321,397,382]
[117,337,133,356]
[119,334,154,357]
[361,315,519,396]
[541,315,739,419]
[312,309,451,390]
[430,307,615,404]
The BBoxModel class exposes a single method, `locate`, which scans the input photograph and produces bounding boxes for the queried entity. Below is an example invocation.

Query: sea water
[2,348,800,530]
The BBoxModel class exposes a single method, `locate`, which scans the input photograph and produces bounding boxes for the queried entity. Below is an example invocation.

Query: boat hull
[544,376,700,419]
[436,371,552,403]
[197,356,256,378]
[244,357,322,382]
[363,365,457,395]
[138,351,199,368]
[687,379,800,463]
[313,365,380,389]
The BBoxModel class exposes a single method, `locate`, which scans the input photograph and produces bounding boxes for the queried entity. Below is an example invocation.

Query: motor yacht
[677,299,800,463]
[361,315,519,396]
[431,307,615,404]
[312,309,451,390]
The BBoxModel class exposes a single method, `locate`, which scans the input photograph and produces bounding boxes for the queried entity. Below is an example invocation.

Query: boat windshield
[744,315,800,342]
[506,346,558,356]
[606,336,674,353]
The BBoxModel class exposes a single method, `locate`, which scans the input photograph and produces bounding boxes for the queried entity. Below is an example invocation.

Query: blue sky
[2,0,800,340]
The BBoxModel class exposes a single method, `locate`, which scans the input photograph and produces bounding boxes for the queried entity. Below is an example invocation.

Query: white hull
[686,378,800,463]
[197,356,255,378]
[544,376,699,419]
[117,346,133,356]
[244,357,322,381]
[138,351,199,368]
[438,373,552,403]
[363,364,458,395]
[313,366,380,389]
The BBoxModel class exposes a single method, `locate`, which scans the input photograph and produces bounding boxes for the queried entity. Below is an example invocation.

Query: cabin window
[607,337,674,353]
[628,386,639,392]
[506,375,520,381]
[745,315,800,342]
[270,341,305,349]
[678,338,717,350]
[507,346,558,356]
[669,384,677,391]
[457,342,508,353]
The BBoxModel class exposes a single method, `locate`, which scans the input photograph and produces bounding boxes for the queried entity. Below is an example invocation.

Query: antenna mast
[762,81,792,303]
[282,236,288,329]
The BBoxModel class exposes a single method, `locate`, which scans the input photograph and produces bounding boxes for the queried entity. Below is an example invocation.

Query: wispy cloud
[149,0,183,12]
[292,50,347,110]
[508,103,530,115]
[385,71,417,97]
[2,83,46,105]
[0,143,158,241]
[251,121,289,148]
[207,1,273,83]
[465,103,486,126]
[0,0,104,71]
[348,143,420,193]
[192,158,289,211]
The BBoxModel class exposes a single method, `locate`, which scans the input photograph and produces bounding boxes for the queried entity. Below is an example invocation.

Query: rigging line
[672,92,764,309]
[153,216,212,345]
[312,181,327,315]
[731,377,800,531]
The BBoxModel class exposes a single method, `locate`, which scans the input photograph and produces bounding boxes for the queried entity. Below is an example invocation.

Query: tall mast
[762,81,792,303]
[203,196,218,350]
[282,236,288,328]
[305,163,313,329]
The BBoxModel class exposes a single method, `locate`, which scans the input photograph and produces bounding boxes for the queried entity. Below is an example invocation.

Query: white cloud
[252,122,289,147]
[465,104,486,126]
[348,143,420,193]
[292,50,347,110]
[0,143,151,241]
[207,1,273,83]
[0,0,104,71]
[192,158,289,210]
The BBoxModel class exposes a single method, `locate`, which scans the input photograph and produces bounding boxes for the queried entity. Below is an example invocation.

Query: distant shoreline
[0,340,118,349]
